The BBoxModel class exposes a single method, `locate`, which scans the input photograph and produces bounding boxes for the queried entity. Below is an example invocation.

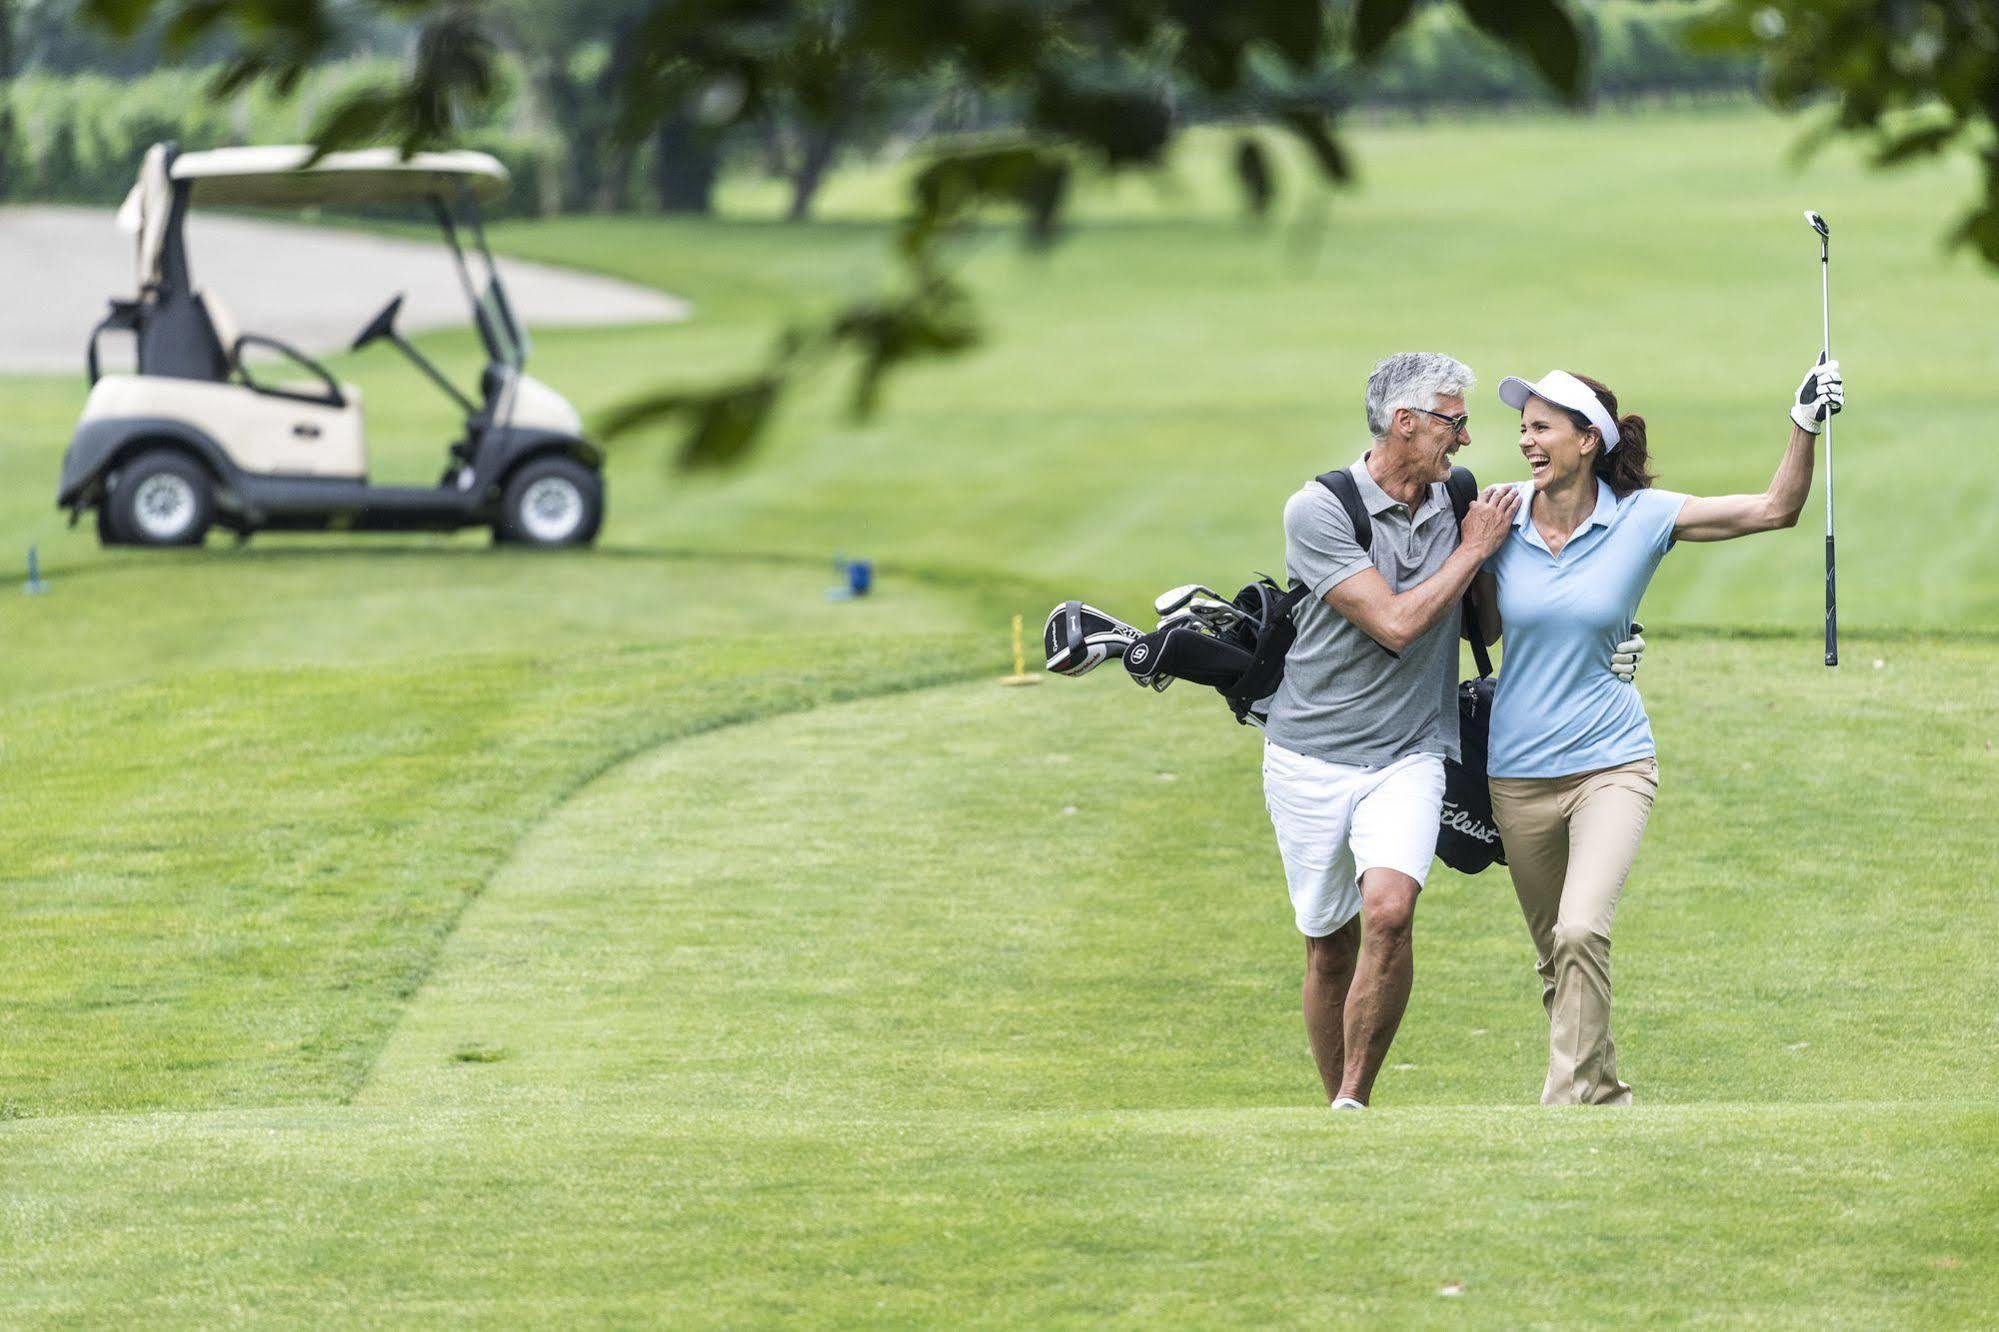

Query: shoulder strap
[1446,465,1494,678]
[1446,465,1476,522]
[1315,468,1370,552]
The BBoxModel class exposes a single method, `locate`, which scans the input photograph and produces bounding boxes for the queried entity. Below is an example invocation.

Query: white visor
[1498,370,1620,452]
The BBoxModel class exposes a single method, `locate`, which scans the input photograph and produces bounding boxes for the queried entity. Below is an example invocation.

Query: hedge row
[0,58,558,218]
[1358,1,1755,108]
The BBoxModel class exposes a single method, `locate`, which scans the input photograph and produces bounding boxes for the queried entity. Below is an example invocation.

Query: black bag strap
[1447,465,1495,679]
[1444,465,1476,523]
[1315,468,1371,552]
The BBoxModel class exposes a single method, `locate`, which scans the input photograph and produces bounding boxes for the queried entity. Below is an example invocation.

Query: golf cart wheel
[104,448,214,547]
[496,456,603,548]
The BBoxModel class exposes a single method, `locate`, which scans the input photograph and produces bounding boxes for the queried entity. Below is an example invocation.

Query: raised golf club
[1806,208,1838,667]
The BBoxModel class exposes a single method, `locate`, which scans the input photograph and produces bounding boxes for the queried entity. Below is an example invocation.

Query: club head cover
[1122,626,1255,689]
[1043,600,1141,676]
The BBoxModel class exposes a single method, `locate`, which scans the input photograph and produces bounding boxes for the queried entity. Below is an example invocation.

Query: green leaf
[1279,107,1352,184]
[596,375,787,473]
[1031,77,1173,167]
[1951,202,1999,266]
[306,94,400,159]
[1457,0,1585,101]
[76,0,158,39]
[1873,122,1960,167]
[1233,135,1275,217]
[1244,0,1329,68]
[1353,0,1423,62]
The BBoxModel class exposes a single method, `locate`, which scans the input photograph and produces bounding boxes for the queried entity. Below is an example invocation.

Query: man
[1262,351,1519,1109]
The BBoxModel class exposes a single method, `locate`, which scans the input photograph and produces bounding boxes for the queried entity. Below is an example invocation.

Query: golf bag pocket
[1438,676,1506,874]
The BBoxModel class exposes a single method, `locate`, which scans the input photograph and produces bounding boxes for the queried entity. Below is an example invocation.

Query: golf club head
[1185,595,1245,628]
[1157,607,1211,635]
[1153,583,1229,618]
[1043,600,1142,677]
[1804,209,1829,240]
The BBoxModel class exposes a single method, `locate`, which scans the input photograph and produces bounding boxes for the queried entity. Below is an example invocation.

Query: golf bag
[1044,581,1306,726]
[1041,465,1507,873]
[1319,466,1505,873]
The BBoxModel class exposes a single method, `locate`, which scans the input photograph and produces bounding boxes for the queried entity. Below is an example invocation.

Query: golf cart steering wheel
[352,293,406,351]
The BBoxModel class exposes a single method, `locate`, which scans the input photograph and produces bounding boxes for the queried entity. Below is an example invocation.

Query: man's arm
[1324,486,1520,653]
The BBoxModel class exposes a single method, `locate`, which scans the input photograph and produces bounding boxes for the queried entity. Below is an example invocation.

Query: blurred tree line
[0,1,1749,217]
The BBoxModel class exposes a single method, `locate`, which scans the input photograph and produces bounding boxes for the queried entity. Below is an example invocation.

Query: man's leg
[1337,868,1419,1104]
[1263,740,1367,1104]
[1335,754,1447,1105]
[1302,922,1361,1102]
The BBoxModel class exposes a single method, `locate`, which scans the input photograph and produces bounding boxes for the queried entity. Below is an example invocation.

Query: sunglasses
[1411,407,1470,435]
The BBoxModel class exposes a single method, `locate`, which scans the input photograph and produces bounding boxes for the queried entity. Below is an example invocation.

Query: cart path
[0,205,689,375]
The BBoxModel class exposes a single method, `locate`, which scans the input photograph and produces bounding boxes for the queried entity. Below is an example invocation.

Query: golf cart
[57,142,604,547]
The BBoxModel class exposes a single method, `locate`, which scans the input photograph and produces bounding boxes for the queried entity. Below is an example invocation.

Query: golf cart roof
[167,146,511,205]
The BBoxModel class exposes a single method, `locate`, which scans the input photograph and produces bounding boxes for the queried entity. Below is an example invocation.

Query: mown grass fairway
[3,108,1997,1324]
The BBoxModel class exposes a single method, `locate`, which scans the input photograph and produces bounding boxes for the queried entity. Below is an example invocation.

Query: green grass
[2,106,1997,1325]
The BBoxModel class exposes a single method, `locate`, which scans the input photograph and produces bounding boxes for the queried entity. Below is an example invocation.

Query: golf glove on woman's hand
[1790,357,1844,433]
[1611,622,1645,684]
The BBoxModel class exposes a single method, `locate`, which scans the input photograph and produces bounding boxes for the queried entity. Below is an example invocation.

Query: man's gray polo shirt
[1264,454,1462,767]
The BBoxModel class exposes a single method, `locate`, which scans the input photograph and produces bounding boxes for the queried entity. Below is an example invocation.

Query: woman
[1478,358,1843,1105]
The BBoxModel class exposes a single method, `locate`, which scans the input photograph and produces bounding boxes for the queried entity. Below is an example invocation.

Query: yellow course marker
[999,613,1042,687]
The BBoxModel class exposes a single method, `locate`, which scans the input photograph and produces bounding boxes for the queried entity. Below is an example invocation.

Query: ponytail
[1563,372,1655,498]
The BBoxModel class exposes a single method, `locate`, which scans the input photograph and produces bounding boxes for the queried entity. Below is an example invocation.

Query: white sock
[1330,1095,1366,1111]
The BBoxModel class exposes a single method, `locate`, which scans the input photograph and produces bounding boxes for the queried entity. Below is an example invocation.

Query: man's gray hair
[1365,351,1476,439]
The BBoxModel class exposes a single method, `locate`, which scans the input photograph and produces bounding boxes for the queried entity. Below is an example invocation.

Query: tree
[76,0,1595,466]
[485,0,650,214]
[1700,1,1999,263]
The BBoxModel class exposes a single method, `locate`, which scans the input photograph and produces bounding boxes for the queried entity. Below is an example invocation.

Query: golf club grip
[1825,534,1838,667]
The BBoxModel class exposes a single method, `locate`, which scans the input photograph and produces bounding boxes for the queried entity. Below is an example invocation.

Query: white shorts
[1262,742,1446,937]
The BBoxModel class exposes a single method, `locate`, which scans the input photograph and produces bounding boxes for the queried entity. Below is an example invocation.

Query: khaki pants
[1488,758,1658,1106]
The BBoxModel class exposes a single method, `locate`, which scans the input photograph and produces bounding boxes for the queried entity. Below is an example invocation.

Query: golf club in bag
[1042,578,1306,722]
[1806,208,1838,667]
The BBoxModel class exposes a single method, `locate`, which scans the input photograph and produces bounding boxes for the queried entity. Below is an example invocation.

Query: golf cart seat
[200,286,347,409]
[200,287,242,371]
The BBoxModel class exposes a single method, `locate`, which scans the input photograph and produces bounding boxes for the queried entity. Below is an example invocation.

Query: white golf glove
[1790,357,1844,434]
[1611,622,1645,684]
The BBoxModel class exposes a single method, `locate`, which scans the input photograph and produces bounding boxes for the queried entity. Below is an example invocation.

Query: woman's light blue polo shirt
[1487,479,1688,779]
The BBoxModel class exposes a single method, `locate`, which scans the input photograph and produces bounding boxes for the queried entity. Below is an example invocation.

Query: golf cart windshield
[432,190,527,368]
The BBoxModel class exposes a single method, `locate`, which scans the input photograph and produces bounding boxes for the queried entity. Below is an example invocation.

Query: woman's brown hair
[1560,373,1655,498]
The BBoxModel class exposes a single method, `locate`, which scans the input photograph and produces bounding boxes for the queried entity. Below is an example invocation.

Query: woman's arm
[1671,421,1816,542]
[1675,359,1841,543]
